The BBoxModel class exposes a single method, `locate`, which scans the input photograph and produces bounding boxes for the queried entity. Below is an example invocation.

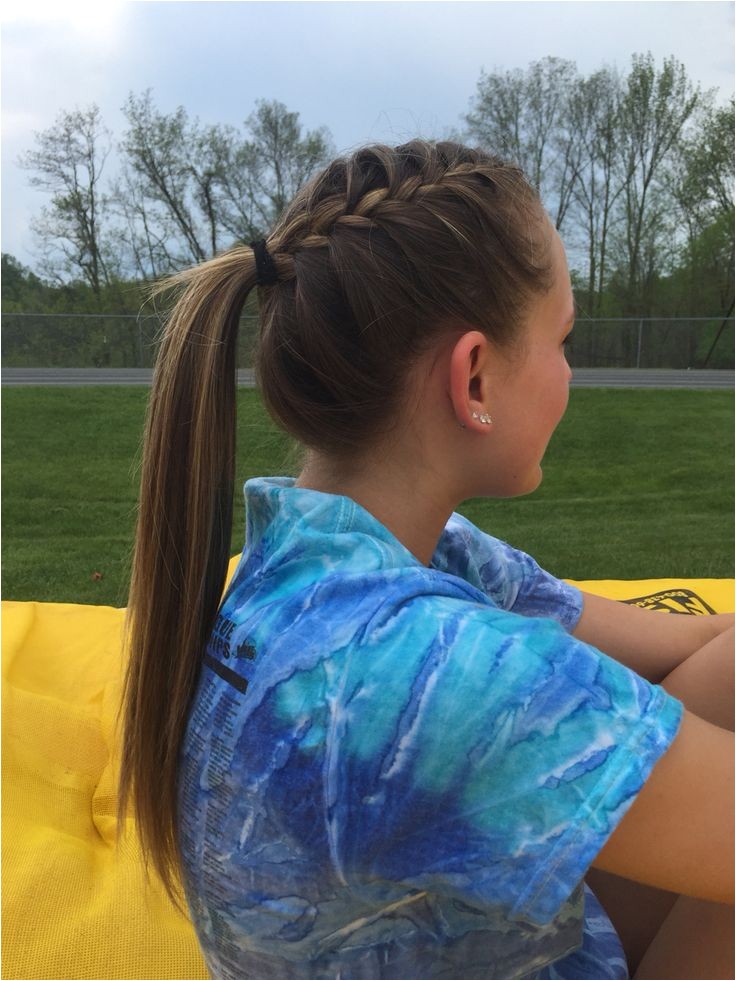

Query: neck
[295,453,455,567]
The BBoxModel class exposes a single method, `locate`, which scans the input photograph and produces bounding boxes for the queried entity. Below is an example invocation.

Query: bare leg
[585,622,734,974]
[586,859,735,979]
[585,868,678,975]
[660,624,734,731]
[633,895,734,979]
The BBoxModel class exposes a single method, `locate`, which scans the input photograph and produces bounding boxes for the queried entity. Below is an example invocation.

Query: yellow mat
[3,572,733,981]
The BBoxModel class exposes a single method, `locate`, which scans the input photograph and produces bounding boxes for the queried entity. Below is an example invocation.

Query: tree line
[7,52,734,322]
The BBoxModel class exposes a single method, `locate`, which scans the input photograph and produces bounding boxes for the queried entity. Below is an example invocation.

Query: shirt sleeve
[431,511,583,630]
[344,598,684,927]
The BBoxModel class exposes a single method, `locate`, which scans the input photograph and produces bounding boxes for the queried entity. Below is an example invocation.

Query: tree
[464,54,727,322]
[213,100,334,243]
[677,98,734,225]
[117,92,334,273]
[568,67,625,315]
[1,253,44,309]
[248,100,333,221]
[18,105,112,294]
[612,54,703,314]
[670,98,734,314]
[113,163,181,281]
[466,57,581,230]
[119,91,211,268]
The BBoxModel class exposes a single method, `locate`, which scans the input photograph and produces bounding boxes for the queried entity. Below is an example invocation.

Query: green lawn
[2,386,733,606]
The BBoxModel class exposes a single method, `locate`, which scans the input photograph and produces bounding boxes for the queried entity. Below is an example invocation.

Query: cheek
[551,357,571,416]
[558,378,570,418]
[531,368,569,442]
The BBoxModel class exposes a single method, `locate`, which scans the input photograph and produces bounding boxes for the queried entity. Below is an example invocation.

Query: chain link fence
[564,316,734,370]
[0,313,261,370]
[1,313,734,369]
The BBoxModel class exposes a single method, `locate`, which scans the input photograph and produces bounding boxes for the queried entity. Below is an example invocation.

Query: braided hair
[257,141,552,454]
[117,140,554,908]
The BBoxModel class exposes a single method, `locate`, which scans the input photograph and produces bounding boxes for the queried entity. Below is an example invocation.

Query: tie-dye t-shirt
[178,477,683,980]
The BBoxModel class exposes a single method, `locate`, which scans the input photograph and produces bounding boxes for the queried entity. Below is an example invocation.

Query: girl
[118,141,733,980]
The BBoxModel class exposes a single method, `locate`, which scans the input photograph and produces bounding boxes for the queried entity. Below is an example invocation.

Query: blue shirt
[178,477,683,980]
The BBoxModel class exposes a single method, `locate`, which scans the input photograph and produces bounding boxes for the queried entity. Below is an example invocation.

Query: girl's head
[447,225,574,498]
[254,140,555,461]
[117,139,564,908]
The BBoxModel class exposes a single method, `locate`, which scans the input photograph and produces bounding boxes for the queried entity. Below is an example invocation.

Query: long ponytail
[116,140,552,909]
[117,246,260,907]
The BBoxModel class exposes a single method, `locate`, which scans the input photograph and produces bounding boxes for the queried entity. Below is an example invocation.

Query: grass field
[2,386,733,606]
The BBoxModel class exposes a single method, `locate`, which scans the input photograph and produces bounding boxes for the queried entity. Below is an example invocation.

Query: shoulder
[343,591,683,922]
[433,511,525,599]
[434,512,583,628]
[361,589,677,751]
[360,588,586,700]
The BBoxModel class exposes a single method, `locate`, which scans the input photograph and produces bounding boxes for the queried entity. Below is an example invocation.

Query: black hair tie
[250,239,279,287]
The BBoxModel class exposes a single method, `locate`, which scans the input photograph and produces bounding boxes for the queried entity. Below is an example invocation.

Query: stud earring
[472,411,493,425]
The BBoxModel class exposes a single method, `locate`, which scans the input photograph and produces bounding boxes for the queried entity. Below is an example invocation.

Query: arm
[572,590,733,684]
[660,625,734,731]
[591,709,734,904]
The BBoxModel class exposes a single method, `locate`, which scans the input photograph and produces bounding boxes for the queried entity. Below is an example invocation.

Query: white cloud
[1,0,127,47]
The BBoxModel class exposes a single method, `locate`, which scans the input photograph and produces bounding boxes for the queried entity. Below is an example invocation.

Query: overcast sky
[2,0,734,271]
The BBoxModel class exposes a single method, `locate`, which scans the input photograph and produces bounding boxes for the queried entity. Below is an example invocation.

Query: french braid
[255,140,552,457]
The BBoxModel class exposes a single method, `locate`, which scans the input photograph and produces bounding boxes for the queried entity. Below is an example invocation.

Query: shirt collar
[243,476,427,573]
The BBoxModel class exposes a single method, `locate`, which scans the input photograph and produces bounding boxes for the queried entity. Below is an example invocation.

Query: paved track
[570,369,733,389]
[1,368,734,389]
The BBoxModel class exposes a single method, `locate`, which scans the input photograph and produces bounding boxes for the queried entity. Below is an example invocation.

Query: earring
[472,411,493,425]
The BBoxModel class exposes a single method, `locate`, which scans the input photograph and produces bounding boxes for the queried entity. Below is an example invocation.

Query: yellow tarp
[3,573,733,981]
[567,578,733,616]
[2,601,208,981]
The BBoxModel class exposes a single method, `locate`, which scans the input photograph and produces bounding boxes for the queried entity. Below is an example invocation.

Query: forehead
[540,229,573,316]
[506,237,572,357]
[549,227,571,281]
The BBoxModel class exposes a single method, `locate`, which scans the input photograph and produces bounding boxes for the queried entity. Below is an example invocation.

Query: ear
[448,331,494,430]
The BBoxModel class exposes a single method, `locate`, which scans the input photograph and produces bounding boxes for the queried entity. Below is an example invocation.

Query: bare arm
[573,591,733,684]
[591,709,734,904]
[660,625,734,731]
